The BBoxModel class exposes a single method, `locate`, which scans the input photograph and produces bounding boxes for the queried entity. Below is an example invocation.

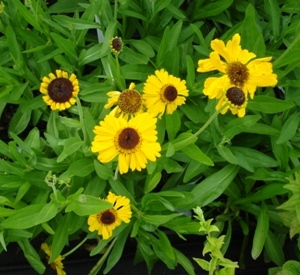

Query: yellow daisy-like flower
[41,243,66,275]
[39,69,79,111]
[110,36,123,54]
[87,192,132,240]
[91,112,161,174]
[216,86,248,118]
[104,82,144,120]
[143,69,189,118]
[197,33,277,100]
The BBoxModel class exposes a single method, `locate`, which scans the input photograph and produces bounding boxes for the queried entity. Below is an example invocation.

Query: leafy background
[1,0,300,274]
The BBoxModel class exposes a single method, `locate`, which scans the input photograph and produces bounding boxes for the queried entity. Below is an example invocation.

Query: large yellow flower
[39,69,79,111]
[91,112,161,174]
[104,82,144,120]
[197,33,277,100]
[41,243,66,275]
[87,192,132,240]
[216,86,248,118]
[143,69,189,118]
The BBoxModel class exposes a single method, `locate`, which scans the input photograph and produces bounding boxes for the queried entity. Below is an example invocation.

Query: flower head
[143,69,189,118]
[91,112,161,174]
[87,192,132,240]
[104,83,144,120]
[216,86,248,118]
[41,243,66,275]
[39,69,79,111]
[110,37,123,54]
[197,33,277,100]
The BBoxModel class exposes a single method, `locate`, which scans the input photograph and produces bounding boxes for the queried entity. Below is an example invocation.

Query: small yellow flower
[197,33,277,100]
[88,192,132,240]
[104,82,144,120]
[41,243,66,275]
[110,37,123,54]
[39,69,79,111]
[143,69,189,118]
[91,112,161,174]
[216,86,248,118]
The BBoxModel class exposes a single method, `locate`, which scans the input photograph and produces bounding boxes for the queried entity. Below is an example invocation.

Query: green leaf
[8,108,31,136]
[175,247,195,275]
[52,15,101,30]
[94,160,113,180]
[18,239,45,274]
[165,111,181,141]
[143,213,182,226]
[59,158,94,180]
[222,115,261,140]
[276,112,300,144]
[144,172,162,194]
[182,144,214,166]
[230,146,278,172]
[265,230,285,266]
[264,0,280,41]
[191,165,239,207]
[129,39,155,58]
[192,0,233,19]
[217,145,238,165]
[119,46,149,64]
[247,95,294,114]
[65,194,112,216]
[251,202,269,260]
[57,137,83,163]
[2,202,58,230]
[50,32,78,60]
[241,4,266,56]
[165,132,198,157]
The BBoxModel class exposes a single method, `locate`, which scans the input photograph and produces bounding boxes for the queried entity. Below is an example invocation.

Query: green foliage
[193,207,239,275]
[0,0,300,274]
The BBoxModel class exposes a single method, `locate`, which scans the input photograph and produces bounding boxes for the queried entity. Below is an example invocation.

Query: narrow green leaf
[59,158,94,180]
[191,165,239,207]
[248,95,294,113]
[144,172,162,194]
[18,239,45,274]
[265,230,285,266]
[165,111,181,141]
[50,32,78,60]
[182,144,214,166]
[251,203,269,260]
[57,137,83,163]
[276,112,300,144]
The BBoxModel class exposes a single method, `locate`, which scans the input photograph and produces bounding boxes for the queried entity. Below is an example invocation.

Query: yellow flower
[39,69,79,111]
[143,69,189,118]
[91,112,161,174]
[216,86,248,118]
[110,36,123,54]
[104,82,144,120]
[41,243,66,275]
[197,33,277,100]
[87,192,132,240]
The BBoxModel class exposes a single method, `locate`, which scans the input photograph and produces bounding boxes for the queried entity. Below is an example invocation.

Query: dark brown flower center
[118,89,142,114]
[226,87,245,106]
[100,210,116,225]
[111,37,123,52]
[226,61,249,87]
[118,128,140,150]
[163,85,177,102]
[48,78,73,103]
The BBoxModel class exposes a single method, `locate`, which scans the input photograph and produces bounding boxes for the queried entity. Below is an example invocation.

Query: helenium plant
[1,0,300,275]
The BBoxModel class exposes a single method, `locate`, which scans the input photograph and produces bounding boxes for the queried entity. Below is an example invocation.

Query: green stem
[76,97,87,144]
[88,238,117,275]
[62,236,88,258]
[114,0,118,21]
